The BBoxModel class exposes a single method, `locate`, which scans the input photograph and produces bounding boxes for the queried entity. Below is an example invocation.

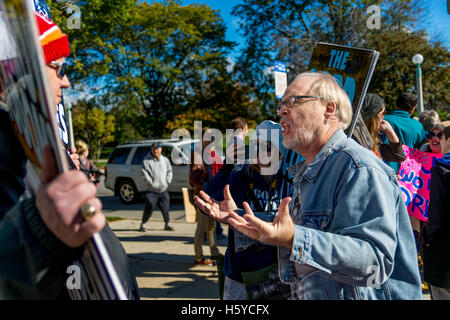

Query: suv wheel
[117,180,138,204]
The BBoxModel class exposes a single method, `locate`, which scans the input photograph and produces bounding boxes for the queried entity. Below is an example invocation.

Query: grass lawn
[93,160,108,169]
[106,216,125,223]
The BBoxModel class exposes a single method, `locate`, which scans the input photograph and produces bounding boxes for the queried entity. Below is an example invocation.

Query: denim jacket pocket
[298,272,360,300]
[300,211,332,231]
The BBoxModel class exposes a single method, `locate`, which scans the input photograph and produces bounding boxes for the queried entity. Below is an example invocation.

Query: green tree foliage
[167,73,262,132]
[49,0,250,140]
[366,29,449,111]
[232,0,449,113]
[71,99,115,160]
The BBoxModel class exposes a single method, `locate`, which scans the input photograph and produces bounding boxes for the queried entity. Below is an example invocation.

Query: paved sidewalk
[108,217,228,300]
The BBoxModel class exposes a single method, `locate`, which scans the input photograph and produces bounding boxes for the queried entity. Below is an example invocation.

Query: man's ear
[324,100,337,119]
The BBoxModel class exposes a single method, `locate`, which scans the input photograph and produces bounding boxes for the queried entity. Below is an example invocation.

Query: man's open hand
[227,197,295,249]
[194,184,238,224]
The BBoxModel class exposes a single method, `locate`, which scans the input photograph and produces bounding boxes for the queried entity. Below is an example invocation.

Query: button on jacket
[279,130,422,300]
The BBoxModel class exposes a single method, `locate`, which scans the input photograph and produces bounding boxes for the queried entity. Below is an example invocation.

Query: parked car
[104,138,199,204]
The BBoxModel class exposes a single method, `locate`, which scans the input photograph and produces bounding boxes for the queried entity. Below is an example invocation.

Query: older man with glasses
[195,72,422,300]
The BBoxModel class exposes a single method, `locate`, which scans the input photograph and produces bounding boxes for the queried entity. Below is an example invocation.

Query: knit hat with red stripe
[35,13,70,64]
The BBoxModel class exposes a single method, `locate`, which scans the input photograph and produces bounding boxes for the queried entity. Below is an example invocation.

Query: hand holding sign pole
[0,0,127,300]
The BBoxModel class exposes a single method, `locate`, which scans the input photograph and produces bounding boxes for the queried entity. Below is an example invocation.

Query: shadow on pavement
[100,196,185,211]
[129,252,221,300]
[117,234,194,245]
[109,218,227,300]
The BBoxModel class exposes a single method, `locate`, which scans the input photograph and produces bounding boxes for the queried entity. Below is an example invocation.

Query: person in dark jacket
[0,11,138,300]
[422,125,450,300]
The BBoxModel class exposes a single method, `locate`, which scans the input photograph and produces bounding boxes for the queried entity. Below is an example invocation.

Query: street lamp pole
[412,54,424,114]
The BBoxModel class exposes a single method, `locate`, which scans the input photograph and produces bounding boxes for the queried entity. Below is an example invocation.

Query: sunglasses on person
[48,61,68,79]
[428,131,444,139]
[277,95,323,113]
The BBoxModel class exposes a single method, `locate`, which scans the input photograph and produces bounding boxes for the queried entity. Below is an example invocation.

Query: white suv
[104,138,199,204]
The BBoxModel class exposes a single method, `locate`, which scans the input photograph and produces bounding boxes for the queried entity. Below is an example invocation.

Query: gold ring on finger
[80,203,96,221]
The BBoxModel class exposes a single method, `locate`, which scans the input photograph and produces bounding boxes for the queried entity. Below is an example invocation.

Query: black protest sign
[309,42,380,150]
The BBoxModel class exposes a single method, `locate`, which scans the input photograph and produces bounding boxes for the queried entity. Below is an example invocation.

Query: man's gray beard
[283,122,319,153]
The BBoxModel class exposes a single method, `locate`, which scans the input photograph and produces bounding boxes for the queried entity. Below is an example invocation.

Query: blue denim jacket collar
[279,128,423,299]
[288,129,347,184]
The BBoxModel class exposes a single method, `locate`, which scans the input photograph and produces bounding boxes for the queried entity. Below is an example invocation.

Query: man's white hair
[294,72,353,129]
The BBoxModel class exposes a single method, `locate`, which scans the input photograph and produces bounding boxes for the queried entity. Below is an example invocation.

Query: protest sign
[398,145,443,221]
[29,0,51,18]
[0,0,127,300]
[57,100,70,147]
[308,42,379,150]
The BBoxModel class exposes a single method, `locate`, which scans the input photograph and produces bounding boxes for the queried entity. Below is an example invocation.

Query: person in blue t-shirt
[382,92,428,174]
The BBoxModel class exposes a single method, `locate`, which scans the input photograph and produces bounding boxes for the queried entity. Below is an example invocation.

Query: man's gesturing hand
[36,146,105,248]
[228,197,295,249]
[193,184,238,224]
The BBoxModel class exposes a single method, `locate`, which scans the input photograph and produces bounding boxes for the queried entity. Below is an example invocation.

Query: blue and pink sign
[398,145,443,221]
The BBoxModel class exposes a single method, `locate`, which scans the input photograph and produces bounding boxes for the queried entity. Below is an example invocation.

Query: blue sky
[178,0,450,57]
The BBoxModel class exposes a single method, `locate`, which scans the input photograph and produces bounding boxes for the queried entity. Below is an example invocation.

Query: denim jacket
[279,130,422,300]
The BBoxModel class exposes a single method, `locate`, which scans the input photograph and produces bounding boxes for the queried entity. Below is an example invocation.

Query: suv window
[108,147,131,164]
[132,147,152,164]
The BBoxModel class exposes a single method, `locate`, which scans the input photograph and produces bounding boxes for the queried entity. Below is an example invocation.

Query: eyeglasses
[277,95,323,113]
[428,131,444,139]
[48,61,68,79]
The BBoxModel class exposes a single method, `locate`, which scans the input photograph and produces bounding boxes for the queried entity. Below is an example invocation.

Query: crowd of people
[194,75,449,300]
[0,3,448,301]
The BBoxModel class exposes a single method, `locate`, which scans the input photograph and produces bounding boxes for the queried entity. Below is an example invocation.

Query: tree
[72,99,115,160]
[231,0,449,113]
[366,29,450,112]
[50,0,235,138]
[166,73,263,132]
[108,101,146,145]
